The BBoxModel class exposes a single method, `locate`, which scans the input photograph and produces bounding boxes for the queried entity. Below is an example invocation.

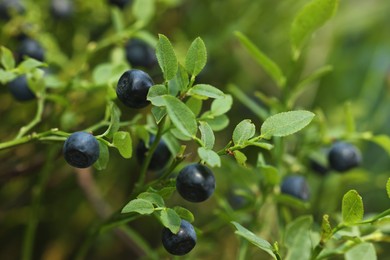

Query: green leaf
[113,131,132,158]
[163,95,197,138]
[261,110,315,139]
[151,106,166,124]
[0,69,16,84]
[235,31,286,88]
[158,208,181,233]
[231,222,277,259]
[185,37,207,77]
[156,34,178,81]
[211,94,233,116]
[345,243,377,260]
[248,141,274,150]
[132,0,155,25]
[290,0,339,60]
[233,150,247,167]
[94,140,109,170]
[260,165,280,185]
[371,135,390,157]
[198,147,221,167]
[233,119,256,145]
[92,63,112,85]
[186,97,202,116]
[187,84,224,100]
[104,102,121,138]
[342,190,364,224]
[26,69,45,93]
[121,198,155,215]
[17,58,45,73]
[387,178,390,198]
[147,84,167,106]
[168,64,189,95]
[173,206,194,223]
[137,192,165,207]
[320,214,332,243]
[203,114,229,131]
[284,216,313,260]
[161,133,181,156]
[1,46,15,70]
[199,121,215,149]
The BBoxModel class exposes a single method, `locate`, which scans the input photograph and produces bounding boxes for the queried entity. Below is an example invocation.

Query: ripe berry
[0,0,24,20]
[309,159,329,176]
[328,142,361,172]
[136,135,171,171]
[162,220,196,256]
[125,39,157,68]
[17,38,45,62]
[63,132,100,168]
[50,0,73,19]
[176,163,216,203]
[7,75,35,101]
[281,176,310,201]
[116,69,154,109]
[108,0,131,9]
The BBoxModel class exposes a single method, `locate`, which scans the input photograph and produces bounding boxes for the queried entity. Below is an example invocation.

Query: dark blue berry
[0,0,24,20]
[136,135,171,171]
[8,75,35,101]
[176,163,216,203]
[116,69,154,109]
[108,0,131,9]
[328,142,361,172]
[281,176,310,201]
[162,220,196,256]
[309,159,329,176]
[63,132,100,168]
[125,39,157,68]
[50,0,74,19]
[17,38,45,62]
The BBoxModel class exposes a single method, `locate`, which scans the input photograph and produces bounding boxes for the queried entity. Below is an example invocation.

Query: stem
[237,239,248,260]
[22,147,57,260]
[132,116,167,193]
[15,96,45,139]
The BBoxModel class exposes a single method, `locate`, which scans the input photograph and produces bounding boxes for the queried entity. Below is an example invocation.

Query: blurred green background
[1,0,389,259]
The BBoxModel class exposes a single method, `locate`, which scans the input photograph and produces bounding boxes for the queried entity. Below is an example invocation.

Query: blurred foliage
[1,0,390,259]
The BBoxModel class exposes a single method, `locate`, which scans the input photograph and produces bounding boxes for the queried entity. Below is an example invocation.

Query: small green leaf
[233,119,256,145]
[151,106,166,124]
[0,69,16,84]
[186,97,202,116]
[156,34,178,81]
[371,135,390,157]
[158,208,181,233]
[185,37,207,77]
[147,84,167,106]
[94,140,109,170]
[121,198,155,215]
[187,84,224,100]
[138,192,165,207]
[211,94,233,116]
[284,216,313,260]
[26,69,45,93]
[387,178,390,198]
[320,214,332,243]
[290,0,339,60]
[1,46,15,70]
[168,64,189,95]
[173,206,194,223]
[260,165,280,185]
[261,110,315,139]
[104,102,121,138]
[231,222,277,259]
[199,121,215,149]
[235,31,286,88]
[345,243,377,260]
[248,141,274,150]
[132,0,155,25]
[163,95,197,138]
[92,63,113,85]
[17,58,45,73]
[233,150,247,166]
[203,114,229,131]
[198,147,221,167]
[342,190,364,225]
[113,131,132,158]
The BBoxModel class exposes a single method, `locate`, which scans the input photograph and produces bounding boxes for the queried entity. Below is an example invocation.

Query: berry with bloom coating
[162,220,196,255]
[63,132,100,168]
[136,135,171,171]
[281,176,310,201]
[328,142,361,172]
[8,75,35,101]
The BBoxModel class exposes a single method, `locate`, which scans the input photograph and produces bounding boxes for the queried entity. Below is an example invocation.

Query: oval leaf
[159,208,181,234]
[132,0,155,24]
[163,95,197,138]
[147,84,167,106]
[233,119,256,145]
[1,46,15,70]
[173,206,194,223]
[290,0,339,60]
[156,34,178,81]
[342,189,364,225]
[137,192,165,207]
[187,84,224,99]
[211,94,233,116]
[121,198,154,215]
[285,216,313,260]
[113,131,132,159]
[185,37,207,77]
[199,121,215,149]
[261,110,315,139]
[94,140,109,170]
[198,147,221,167]
[345,243,377,260]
